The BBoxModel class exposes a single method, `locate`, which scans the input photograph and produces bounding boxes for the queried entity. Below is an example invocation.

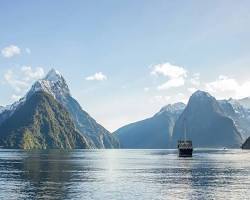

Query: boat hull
[178,148,193,157]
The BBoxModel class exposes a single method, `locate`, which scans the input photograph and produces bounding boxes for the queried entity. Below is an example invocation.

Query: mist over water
[0,149,250,200]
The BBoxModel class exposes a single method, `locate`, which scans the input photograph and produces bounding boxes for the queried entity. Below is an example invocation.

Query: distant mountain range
[115,90,250,148]
[237,97,250,109]
[0,69,119,149]
[115,103,185,148]
[172,91,242,148]
[1,69,250,149]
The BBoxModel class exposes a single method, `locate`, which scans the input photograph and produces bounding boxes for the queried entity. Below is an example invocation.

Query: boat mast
[184,118,187,141]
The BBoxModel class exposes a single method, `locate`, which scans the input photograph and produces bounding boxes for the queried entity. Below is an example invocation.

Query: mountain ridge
[116,90,245,148]
[114,103,185,148]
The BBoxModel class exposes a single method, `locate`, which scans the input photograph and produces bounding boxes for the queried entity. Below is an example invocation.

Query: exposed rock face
[219,99,250,140]
[238,97,250,109]
[172,91,243,148]
[115,90,246,149]
[242,137,250,149]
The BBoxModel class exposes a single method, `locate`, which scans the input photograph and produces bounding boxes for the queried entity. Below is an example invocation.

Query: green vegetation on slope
[0,91,91,149]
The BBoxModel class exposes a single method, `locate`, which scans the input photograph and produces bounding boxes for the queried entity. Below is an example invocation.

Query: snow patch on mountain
[0,106,4,114]
[157,102,185,116]
[28,68,70,99]
[219,98,250,139]
[237,97,250,109]
[192,90,213,99]
[0,69,68,123]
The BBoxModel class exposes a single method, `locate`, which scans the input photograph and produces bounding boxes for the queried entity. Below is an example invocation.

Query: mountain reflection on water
[0,149,250,200]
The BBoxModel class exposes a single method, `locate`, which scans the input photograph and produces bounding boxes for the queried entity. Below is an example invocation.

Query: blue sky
[1,0,250,131]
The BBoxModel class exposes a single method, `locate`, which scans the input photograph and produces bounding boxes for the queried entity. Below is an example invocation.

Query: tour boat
[177,119,193,157]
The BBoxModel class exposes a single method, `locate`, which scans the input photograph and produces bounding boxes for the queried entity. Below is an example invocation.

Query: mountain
[27,69,119,148]
[242,137,250,149]
[172,91,243,148]
[0,91,30,126]
[238,97,250,109]
[0,91,90,149]
[115,90,247,149]
[219,99,250,140]
[0,109,10,125]
[114,103,185,148]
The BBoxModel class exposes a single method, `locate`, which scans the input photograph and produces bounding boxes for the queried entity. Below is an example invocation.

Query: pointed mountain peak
[188,90,216,105]
[44,68,63,82]
[191,90,213,98]
[27,68,70,99]
[186,90,223,115]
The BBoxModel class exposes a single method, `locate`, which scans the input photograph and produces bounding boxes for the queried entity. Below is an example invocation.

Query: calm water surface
[0,149,250,200]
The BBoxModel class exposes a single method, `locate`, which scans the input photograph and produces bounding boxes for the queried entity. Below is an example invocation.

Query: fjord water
[0,149,250,200]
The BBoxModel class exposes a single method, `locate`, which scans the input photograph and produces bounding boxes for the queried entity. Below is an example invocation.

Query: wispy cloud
[190,73,200,86]
[4,70,29,93]
[85,72,107,81]
[151,62,187,78]
[21,66,44,81]
[151,62,187,90]
[157,77,185,90]
[205,75,250,99]
[149,62,250,102]
[148,61,250,102]
[1,45,21,58]
[3,66,45,95]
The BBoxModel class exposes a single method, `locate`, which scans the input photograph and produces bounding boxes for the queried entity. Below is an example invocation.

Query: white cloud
[157,77,185,90]
[151,62,187,79]
[151,62,187,90]
[144,87,149,92]
[85,72,107,81]
[4,70,28,92]
[3,66,45,93]
[190,73,200,86]
[148,61,250,103]
[237,82,250,98]
[1,45,21,58]
[21,66,44,81]
[205,75,250,99]
[206,75,238,93]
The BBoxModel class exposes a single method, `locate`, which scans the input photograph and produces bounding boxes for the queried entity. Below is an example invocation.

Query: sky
[1,0,250,132]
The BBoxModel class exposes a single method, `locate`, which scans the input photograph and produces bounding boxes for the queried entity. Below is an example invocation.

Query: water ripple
[0,149,249,200]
